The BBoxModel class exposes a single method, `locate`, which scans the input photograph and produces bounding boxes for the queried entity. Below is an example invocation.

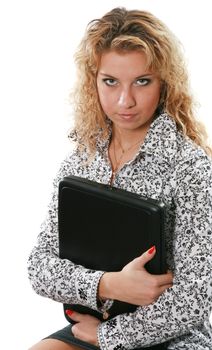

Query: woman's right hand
[99,246,173,306]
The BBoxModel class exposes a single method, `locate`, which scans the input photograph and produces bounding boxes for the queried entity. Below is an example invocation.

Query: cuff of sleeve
[73,269,106,311]
[97,317,130,350]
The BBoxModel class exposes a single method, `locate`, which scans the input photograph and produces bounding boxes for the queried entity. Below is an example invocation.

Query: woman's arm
[97,153,212,349]
[27,154,106,311]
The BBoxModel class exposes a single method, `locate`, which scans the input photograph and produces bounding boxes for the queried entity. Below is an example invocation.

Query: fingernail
[148,246,156,254]
[65,309,74,317]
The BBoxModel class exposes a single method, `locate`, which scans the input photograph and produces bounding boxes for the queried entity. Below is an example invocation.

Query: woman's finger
[65,309,83,322]
[153,271,173,287]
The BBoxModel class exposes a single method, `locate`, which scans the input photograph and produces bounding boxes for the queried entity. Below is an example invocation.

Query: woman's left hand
[66,309,101,347]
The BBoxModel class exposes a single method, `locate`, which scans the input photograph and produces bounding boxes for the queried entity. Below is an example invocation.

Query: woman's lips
[118,113,137,120]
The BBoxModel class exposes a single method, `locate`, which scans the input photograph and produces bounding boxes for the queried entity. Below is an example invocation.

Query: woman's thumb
[133,245,156,268]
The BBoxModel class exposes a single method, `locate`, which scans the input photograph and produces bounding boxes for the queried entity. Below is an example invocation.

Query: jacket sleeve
[27,153,111,312]
[97,154,212,349]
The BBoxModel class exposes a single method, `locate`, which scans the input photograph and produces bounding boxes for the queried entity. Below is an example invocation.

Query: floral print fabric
[28,113,212,349]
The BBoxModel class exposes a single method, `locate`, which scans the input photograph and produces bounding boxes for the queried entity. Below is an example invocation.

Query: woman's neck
[112,126,147,150]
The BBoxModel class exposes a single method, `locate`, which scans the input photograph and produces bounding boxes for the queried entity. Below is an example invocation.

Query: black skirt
[45,324,168,350]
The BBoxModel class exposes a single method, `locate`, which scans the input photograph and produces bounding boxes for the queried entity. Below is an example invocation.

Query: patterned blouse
[28,113,212,349]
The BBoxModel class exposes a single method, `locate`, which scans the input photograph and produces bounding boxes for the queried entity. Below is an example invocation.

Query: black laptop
[58,175,166,321]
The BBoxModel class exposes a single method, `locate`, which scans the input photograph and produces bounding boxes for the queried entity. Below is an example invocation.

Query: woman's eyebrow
[98,72,154,79]
[98,73,118,79]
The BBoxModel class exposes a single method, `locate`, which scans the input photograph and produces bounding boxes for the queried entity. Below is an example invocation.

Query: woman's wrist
[98,271,118,300]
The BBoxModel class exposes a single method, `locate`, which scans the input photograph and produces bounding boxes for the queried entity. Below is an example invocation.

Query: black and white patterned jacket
[28,113,212,349]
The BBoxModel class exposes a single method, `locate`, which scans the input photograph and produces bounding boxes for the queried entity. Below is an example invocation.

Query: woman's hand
[66,310,101,347]
[99,246,173,306]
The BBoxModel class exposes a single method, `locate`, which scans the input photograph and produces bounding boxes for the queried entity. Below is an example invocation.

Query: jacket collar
[140,112,180,158]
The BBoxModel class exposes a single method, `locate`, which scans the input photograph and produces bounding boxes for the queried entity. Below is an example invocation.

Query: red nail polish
[148,246,156,255]
[65,309,74,317]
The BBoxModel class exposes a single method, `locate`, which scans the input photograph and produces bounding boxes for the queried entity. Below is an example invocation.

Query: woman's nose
[117,88,136,108]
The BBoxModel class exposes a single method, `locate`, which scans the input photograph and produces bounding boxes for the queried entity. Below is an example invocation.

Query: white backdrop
[0,1,211,349]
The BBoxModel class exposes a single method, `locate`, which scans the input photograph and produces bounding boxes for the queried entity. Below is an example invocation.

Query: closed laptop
[58,175,166,321]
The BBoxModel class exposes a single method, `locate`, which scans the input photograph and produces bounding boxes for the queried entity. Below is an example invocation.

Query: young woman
[28,7,212,350]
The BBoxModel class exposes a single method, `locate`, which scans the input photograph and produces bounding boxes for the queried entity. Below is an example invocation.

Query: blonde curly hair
[70,7,211,156]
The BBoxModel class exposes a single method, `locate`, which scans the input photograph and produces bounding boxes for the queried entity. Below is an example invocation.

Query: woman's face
[96,50,161,134]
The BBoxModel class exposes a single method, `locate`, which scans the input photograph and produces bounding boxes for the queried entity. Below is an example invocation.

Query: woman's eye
[103,78,118,86]
[136,78,150,86]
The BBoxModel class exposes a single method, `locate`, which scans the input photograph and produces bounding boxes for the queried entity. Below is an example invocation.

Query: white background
[0,1,211,349]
